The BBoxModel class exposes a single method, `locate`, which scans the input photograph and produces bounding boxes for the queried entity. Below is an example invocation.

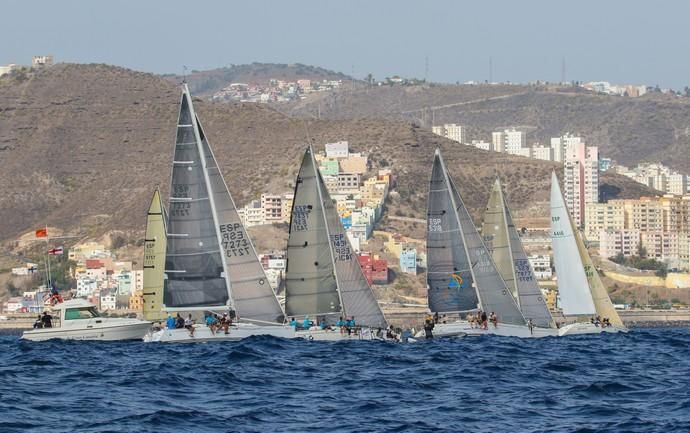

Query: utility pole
[425,55,429,82]
[561,57,566,84]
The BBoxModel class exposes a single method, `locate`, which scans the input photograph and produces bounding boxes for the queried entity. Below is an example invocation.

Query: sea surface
[0,328,688,433]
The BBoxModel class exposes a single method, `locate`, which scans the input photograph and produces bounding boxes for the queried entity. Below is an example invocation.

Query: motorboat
[21,299,151,341]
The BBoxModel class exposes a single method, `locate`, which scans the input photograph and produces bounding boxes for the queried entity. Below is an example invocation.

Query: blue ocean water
[0,329,688,433]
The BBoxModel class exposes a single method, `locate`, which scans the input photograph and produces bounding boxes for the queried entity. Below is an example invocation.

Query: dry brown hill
[287,84,690,175]
[0,64,655,243]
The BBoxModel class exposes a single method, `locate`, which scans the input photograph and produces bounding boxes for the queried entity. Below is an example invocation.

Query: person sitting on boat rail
[489,312,498,329]
[33,315,42,329]
[480,310,488,330]
[289,317,297,329]
[166,314,176,330]
[205,313,217,334]
[302,315,312,329]
[184,314,195,337]
[175,313,185,329]
[336,317,345,334]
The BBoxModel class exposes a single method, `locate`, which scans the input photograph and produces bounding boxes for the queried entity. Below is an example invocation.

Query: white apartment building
[325,141,349,158]
[493,128,526,155]
[550,133,584,162]
[669,173,688,196]
[261,193,283,223]
[432,124,466,143]
[564,143,599,228]
[242,200,265,227]
[337,173,361,192]
[32,55,54,67]
[599,229,642,259]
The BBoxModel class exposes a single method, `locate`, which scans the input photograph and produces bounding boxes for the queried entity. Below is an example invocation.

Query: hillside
[162,62,351,97]
[287,84,690,174]
[0,64,655,243]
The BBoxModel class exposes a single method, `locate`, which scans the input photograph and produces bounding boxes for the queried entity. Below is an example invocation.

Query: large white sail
[426,150,479,313]
[550,172,596,316]
[483,178,555,328]
[163,87,230,309]
[196,115,285,324]
[143,189,167,322]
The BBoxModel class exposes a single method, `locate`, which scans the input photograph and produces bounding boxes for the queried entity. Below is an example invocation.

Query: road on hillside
[387,215,426,224]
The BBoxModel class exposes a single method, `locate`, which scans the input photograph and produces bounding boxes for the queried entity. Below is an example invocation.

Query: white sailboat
[549,172,627,336]
[419,149,551,338]
[284,146,390,341]
[481,178,557,331]
[144,85,294,342]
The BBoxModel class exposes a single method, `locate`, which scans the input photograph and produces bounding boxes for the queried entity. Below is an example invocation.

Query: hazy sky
[4,0,690,88]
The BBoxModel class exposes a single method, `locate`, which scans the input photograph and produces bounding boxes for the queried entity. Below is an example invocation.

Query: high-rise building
[492,128,525,155]
[550,133,584,162]
[564,143,599,228]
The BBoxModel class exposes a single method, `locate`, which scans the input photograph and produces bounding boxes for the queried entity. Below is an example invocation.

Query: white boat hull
[22,319,152,342]
[415,320,558,339]
[295,327,388,341]
[144,322,296,343]
[558,322,628,336]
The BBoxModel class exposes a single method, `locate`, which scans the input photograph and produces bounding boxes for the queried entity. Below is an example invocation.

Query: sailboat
[144,85,294,342]
[419,149,553,338]
[549,172,627,336]
[142,188,168,322]
[284,146,389,341]
[481,178,556,330]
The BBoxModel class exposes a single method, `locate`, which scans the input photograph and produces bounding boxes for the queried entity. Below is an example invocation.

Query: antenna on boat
[182,65,188,84]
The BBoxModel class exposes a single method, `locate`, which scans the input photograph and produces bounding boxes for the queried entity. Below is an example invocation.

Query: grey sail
[285,148,342,319]
[321,165,388,328]
[163,88,229,309]
[441,151,527,326]
[196,115,285,323]
[483,179,555,328]
[426,151,479,313]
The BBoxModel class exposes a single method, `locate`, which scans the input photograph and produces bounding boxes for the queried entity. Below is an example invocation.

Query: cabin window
[64,307,100,320]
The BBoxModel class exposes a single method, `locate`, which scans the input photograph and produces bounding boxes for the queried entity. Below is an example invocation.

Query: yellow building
[129,289,144,312]
[584,202,625,240]
[542,288,558,311]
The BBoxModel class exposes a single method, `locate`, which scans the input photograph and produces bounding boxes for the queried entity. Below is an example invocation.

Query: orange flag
[35,228,48,238]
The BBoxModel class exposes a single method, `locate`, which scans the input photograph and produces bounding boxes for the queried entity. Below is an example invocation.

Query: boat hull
[558,322,628,336]
[22,319,152,342]
[295,327,388,341]
[144,323,296,343]
[415,320,558,338]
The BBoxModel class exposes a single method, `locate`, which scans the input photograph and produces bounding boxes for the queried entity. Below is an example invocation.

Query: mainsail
[482,178,554,328]
[143,188,167,322]
[285,147,342,319]
[550,172,596,316]
[426,150,479,313]
[285,147,387,327]
[196,115,285,323]
[164,87,230,309]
